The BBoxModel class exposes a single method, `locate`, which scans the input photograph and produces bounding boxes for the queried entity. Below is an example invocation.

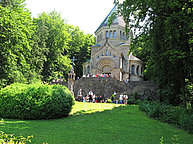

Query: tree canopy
[118,0,193,106]
[0,0,36,87]
[0,0,95,88]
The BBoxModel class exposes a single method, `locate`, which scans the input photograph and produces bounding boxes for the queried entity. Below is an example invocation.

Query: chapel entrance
[102,65,111,74]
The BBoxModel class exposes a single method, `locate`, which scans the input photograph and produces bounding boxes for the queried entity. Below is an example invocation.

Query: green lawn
[1,102,193,144]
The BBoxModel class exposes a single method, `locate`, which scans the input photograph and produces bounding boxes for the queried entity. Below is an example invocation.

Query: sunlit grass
[1,102,193,144]
[70,102,121,115]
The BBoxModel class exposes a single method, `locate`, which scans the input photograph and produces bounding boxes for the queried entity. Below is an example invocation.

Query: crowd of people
[82,73,115,78]
[77,89,128,105]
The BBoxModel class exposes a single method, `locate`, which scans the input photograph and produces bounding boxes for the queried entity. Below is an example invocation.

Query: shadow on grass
[1,104,193,144]
[0,104,129,131]
[0,118,30,130]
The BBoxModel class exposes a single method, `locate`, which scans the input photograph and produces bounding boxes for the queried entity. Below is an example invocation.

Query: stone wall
[73,77,158,100]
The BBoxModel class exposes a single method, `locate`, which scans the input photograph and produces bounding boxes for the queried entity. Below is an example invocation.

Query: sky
[25,0,123,35]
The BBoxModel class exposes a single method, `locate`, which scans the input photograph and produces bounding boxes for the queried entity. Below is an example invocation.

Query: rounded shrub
[0,83,74,120]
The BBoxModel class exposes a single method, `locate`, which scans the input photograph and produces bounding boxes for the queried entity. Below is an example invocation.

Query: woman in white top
[124,94,128,105]
[119,94,123,104]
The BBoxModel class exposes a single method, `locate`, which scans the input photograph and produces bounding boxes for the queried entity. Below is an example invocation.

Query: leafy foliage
[66,25,95,78]
[139,100,193,133]
[0,130,33,144]
[33,12,72,81]
[118,0,193,106]
[160,135,179,144]
[0,0,38,88]
[33,12,95,80]
[0,83,74,119]
[0,0,95,88]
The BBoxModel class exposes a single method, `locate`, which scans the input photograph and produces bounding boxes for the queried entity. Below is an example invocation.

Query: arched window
[101,52,104,56]
[136,65,139,75]
[141,67,143,75]
[109,31,113,38]
[113,30,116,38]
[106,31,109,38]
[106,49,108,56]
[123,32,125,40]
[120,31,122,39]
[131,65,135,74]
[109,51,112,56]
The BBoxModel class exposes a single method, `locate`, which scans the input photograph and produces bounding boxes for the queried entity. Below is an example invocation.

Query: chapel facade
[82,4,144,81]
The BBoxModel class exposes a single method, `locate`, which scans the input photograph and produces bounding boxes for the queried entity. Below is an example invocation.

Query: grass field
[1,102,193,144]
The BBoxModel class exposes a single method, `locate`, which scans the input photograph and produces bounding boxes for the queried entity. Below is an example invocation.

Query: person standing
[111,91,117,103]
[88,90,93,102]
[83,95,86,103]
[77,89,83,101]
[93,94,96,103]
[119,94,123,104]
[124,94,128,105]
[116,99,119,104]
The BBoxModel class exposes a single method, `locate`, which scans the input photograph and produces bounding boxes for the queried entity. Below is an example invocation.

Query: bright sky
[25,0,123,35]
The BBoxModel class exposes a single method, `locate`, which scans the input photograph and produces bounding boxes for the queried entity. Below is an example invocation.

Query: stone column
[68,68,76,96]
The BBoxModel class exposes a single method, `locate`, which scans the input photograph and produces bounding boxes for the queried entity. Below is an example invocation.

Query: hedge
[139,100,193,133]
[0,83,74,120]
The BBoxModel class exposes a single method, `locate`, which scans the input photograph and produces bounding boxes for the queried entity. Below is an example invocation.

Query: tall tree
[0,1,95,87]
[66,25,95,78]
[118,0,193,105]
[34,11,72,81]
[0,0,37,88]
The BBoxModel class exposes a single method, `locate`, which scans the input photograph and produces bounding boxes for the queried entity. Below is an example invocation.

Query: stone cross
[71,56,77,69]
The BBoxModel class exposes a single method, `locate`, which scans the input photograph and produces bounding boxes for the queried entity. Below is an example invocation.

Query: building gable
[92,38,121,59]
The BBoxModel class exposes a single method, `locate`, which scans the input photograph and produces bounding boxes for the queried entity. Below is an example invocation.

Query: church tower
[83,3,144,81]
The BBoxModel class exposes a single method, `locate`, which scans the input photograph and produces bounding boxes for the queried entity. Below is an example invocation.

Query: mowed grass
[1,102,193,144]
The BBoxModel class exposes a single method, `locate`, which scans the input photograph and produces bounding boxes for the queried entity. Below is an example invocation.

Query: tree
[118,0,193,106]
[66,25,95,78]
[34,11,72,81]
[0,0,37,88]
[0,1,95,88]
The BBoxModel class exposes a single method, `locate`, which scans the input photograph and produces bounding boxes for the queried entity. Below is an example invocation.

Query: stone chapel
[82,4,144,81]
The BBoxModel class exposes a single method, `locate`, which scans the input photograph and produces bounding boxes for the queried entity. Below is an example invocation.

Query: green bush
[139,100,193,133]
[179,109,193,133]
[139,100,149,111]
[134,99,142,105]
[127,99,133,105]
[139,101,170,118]
[0,83,74,120]
[146,101,161,118]
[161,106,184,124]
